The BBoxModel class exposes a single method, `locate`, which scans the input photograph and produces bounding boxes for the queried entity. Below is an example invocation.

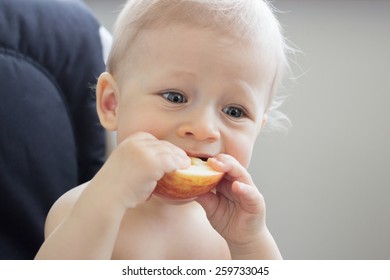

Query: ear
[96,72,119,131]
[261,114,267,128]
[256,114,268,136]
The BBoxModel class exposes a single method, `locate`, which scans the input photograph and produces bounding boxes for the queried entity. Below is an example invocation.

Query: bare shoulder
[44,182,89,238]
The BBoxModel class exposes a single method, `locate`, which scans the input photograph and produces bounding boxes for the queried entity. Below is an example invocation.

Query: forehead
[125,24,277,91]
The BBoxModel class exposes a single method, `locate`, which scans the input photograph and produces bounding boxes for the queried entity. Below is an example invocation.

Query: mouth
[185,152,211,162]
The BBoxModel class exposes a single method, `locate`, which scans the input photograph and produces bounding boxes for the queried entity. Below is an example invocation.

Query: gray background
[84,0,390,259]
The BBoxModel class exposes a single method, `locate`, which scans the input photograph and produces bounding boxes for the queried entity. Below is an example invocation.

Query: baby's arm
[35,132,190,259]
[196,155,282,260]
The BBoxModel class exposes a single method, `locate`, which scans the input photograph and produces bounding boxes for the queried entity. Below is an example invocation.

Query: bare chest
[112,207,230,260]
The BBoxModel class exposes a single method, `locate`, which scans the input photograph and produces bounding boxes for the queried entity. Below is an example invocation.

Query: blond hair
[107,0,292,131]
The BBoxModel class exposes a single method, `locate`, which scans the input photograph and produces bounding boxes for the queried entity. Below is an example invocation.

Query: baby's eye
[222,106,245,119]
[162,91,187,103]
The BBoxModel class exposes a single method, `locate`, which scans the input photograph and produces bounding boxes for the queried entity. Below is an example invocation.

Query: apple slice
[154,157,224,200]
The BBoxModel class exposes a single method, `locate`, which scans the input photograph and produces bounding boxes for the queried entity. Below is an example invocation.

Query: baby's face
[114,24,276,167]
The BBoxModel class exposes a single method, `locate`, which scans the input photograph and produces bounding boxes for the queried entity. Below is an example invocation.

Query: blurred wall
[84,0,390,259]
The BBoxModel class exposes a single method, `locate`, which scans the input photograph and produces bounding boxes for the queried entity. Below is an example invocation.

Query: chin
[154,157,224,201]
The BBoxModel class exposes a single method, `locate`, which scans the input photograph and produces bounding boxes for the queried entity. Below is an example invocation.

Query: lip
[185,151,213,161]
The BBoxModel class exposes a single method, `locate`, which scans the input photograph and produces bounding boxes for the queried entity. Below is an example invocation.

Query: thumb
[232,181,265,214]
[195,192,219,218]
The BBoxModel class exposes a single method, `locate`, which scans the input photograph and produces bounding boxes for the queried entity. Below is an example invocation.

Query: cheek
[116,112,170,143]
[225,135,256,168]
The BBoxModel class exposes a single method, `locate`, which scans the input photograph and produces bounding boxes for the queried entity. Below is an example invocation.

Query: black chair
[0,0,107,259]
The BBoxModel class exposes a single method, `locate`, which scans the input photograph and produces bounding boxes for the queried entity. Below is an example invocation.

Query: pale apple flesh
[154,157,224,200]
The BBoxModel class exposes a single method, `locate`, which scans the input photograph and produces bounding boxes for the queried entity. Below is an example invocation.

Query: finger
[158,140,189,160]
[128,131,158,141]
[155,141,191,171]
[129,132,188,162]
[158,153,191,173]
[231,181,265,214]
[208,155,254,185]
[124,134,190,179]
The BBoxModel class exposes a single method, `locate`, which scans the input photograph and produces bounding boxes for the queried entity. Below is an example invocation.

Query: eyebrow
[233,81,268,117]
[232,80,260,102]
[167,69,198,79]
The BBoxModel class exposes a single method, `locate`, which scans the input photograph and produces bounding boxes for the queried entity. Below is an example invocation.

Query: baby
[35,0,289,259]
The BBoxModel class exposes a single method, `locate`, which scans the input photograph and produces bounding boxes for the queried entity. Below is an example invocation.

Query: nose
[177,108,220,142]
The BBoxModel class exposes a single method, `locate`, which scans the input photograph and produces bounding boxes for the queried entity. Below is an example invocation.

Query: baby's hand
[196,154,281,259]
[91,132,190,210]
